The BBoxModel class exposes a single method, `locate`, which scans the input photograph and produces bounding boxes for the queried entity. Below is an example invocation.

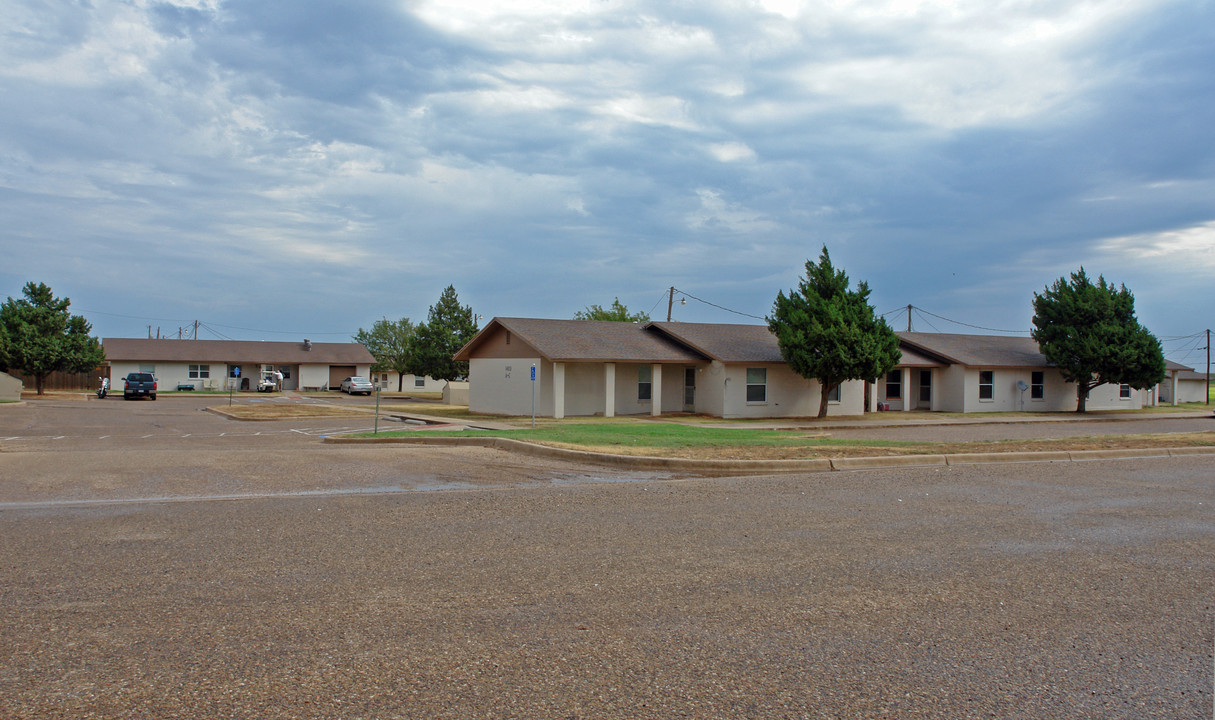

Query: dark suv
[123,372,157,400]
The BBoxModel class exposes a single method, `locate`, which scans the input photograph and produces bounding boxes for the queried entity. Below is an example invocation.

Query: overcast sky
[2,0,1211,366]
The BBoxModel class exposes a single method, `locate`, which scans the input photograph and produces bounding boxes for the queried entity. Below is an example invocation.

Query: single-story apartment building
[102,338,375,392]
[456,319,1179,418]
[877,332,1159,413]
[453,318,861,419]
[370,371,447,394]
[1158,364,1210,404]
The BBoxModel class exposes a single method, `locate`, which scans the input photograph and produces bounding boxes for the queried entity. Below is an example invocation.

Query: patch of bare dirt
[214,404,370,420]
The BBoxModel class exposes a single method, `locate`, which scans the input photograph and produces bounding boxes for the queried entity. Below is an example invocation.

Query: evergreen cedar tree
[353,317,415,391]
[574,298,650,323]
[0,282,106,395]
[408,285,477,383]
[767,248,900,418]
[1031,268,1165,413]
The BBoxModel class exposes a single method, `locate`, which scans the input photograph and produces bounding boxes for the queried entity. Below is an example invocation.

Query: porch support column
[553,362,565,419]
[902,367,912,411]
[1171,372,1179,406]
[930,369,939,412]
[651,363,663,416]
[868,379,878,413]
[604,363,616,418]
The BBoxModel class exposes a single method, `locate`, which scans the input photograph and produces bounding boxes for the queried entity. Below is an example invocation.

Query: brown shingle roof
[455,318,705,363]
[895,344,947,368]
[896,332,1048,368]
[646,322,784,363]
[102,338,375,365]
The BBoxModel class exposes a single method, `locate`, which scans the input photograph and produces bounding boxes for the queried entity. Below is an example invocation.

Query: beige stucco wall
[469,357,544,416]
[1175,378,1209,403]
[442,381,469,406]
[951,369,1143,412]
[719,363,863,418]
[1160,376,1208,404]
[0,372,22,401]
[471,357,861,418]
[298,365,332,391]
[375,372,445,393]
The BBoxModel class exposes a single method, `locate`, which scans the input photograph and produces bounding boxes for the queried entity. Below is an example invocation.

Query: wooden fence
[5,366,107,392]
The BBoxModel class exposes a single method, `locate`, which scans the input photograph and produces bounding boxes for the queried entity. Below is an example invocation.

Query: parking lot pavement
[1,397,1213,718]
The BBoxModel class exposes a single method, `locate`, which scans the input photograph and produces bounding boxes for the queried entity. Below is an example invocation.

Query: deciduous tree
[767,247,900,418]
[354,317,415,392]
[1031,268,1165,412]
[573,298,650,323]
[0,282,106,395]
[409,286,477,382]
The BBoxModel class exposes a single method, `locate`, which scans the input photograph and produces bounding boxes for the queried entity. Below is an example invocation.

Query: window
[415,376,425,388]
[746,368,767,403]
[979,370,994,400]
[228,365,241,379]
[505,331,511,345]
[827,383,841,403]
[638,366,652,401]
[1120,384,1132,399]
[1031,371,1044,400]
[885,370,902,400]
[189,364,210,379]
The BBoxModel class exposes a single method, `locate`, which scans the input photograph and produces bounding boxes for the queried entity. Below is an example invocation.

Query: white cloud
[709,142,757,162]
[1096,221,1215,272]
[687,189,778,233]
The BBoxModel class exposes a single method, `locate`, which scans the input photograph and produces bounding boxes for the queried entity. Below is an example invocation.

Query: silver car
[340,376,375,395]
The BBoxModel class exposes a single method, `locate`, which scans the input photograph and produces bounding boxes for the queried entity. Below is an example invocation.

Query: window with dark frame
[189,364,209,379]
[638,366,652,401]
[1120,384,1132,399]
[885,370,902,399]
[746,368,767,402]
[415,376,425,388]
[979,370,994,400]
[1031,371,1044,399]
[827,383,841,402]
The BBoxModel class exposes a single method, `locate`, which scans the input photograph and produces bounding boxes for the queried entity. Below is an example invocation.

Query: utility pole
[1207,328,1211,406]
[194,320,199,340]
[907,304,913,332]
[667,287,675,322]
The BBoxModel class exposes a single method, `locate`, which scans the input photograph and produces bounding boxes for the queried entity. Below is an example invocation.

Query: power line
[909,306,1031,335]
[199,321,354,336]
[672,287,765,321]
[912,308,942,333]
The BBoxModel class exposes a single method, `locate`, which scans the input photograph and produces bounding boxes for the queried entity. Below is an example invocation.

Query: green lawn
[357,422,915,451]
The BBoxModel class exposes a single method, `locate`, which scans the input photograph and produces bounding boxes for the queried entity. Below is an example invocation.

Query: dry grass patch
[215,404,370,419]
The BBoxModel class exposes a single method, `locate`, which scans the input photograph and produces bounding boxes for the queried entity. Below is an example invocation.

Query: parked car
[123,372,157,400]
[340,376,374,395]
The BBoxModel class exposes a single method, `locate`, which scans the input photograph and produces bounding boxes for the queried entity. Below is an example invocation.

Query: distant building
[102,338,374,391]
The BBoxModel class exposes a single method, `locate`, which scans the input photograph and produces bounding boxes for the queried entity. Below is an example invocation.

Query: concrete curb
[322,435,1215,474]
[945,451,1072,465]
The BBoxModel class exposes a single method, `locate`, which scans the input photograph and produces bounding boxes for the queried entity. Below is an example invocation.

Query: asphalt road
[1,397,1212,719]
